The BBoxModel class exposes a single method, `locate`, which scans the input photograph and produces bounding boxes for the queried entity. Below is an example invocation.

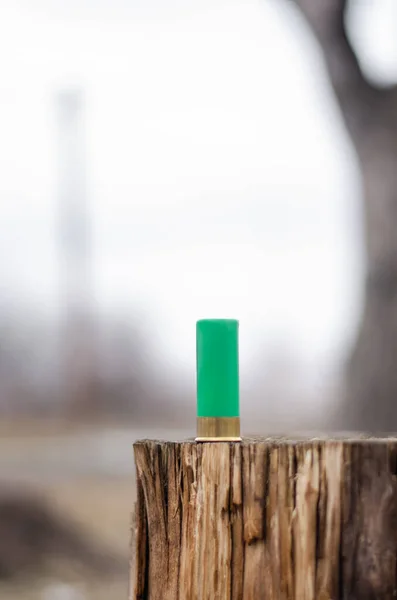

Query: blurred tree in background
[293,0,397,429]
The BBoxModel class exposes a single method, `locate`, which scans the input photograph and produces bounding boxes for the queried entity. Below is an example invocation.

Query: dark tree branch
[292,0,385,144]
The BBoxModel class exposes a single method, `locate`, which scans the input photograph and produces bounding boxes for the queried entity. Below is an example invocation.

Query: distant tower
[56,89,96,417]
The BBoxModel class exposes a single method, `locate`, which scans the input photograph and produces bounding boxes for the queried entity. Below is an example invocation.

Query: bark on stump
[130,437,397,600]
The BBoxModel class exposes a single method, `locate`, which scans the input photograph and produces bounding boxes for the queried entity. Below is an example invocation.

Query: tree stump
[130,437,397,600]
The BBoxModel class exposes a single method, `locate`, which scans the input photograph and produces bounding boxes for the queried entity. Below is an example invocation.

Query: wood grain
[130,437,397,600]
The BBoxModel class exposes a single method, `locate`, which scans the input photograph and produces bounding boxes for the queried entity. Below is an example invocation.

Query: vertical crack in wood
[315,443,323,597]
[293,443,320,600]
[230,442,244,600]
[166,443,181,599]
[242,442,268,599]
[268,443,279,598]
[277,443,294,600]
[316,442,343,600]
[179,442,198,599]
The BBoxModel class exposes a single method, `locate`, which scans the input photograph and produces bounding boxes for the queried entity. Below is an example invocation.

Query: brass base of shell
[195,417,241,442]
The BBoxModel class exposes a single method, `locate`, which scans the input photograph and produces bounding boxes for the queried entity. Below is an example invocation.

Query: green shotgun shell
[196,319,241,441]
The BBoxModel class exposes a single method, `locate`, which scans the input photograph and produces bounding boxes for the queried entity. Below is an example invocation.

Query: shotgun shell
[195,319,241,441]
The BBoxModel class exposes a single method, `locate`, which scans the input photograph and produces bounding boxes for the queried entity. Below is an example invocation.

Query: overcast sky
[0,0,395,378]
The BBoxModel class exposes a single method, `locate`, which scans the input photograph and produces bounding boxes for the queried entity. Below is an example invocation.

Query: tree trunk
[290,0,397,430]
[130,437,397,600]
[344,94,397,429]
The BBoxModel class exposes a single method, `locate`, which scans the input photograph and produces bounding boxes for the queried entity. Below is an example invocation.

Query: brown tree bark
[291,0,397,430]
[130,437,397,600]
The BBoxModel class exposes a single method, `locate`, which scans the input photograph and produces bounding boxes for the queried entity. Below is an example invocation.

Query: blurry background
[0,0,396,598]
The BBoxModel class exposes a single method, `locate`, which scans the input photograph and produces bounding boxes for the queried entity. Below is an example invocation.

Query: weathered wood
[130,437,397,600]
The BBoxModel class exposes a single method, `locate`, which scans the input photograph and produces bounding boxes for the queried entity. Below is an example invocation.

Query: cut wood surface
[130,436,397,600]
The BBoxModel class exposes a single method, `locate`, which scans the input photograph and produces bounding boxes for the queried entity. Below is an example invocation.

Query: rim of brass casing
[195,416,241,442]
